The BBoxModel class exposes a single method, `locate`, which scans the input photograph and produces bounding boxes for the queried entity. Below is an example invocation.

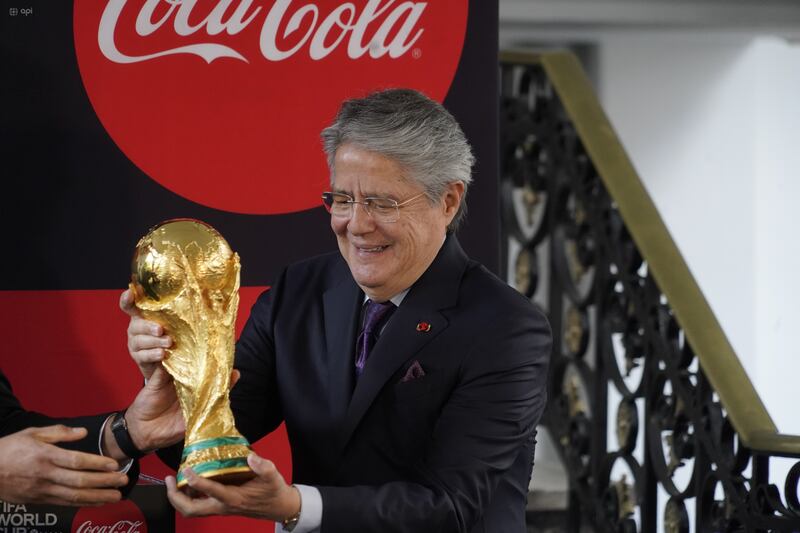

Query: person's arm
[0,371,137,500]
[0,372,110,453]
[0,367,188,501]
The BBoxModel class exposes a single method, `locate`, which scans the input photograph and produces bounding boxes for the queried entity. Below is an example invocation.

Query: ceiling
[500,0,800,42]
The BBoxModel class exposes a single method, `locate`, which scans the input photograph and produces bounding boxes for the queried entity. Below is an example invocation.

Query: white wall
[753,38,800,436]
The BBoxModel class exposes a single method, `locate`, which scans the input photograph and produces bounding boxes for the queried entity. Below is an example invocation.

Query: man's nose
[348,202,375,234]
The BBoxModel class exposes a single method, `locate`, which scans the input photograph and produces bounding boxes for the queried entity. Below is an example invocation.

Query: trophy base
[176,458,256,490]
[176,436,255,490]
[177,461,256,490]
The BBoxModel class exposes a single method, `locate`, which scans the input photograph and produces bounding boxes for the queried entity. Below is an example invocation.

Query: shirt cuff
[274,484,322,533]
[98,413,134,474]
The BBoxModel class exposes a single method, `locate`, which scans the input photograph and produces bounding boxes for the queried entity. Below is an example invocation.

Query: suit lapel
[339,236,469,449]
[322,267,363,424]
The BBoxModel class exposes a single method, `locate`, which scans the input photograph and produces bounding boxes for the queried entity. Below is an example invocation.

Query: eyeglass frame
[321,191,428,223]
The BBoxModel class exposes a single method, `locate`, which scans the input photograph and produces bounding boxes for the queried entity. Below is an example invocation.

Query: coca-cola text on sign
[72,499,147,533]
[74,0,469,214]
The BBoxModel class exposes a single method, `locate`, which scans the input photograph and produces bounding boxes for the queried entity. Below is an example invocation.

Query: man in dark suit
[0,367,180,506]
[122,89,551,532]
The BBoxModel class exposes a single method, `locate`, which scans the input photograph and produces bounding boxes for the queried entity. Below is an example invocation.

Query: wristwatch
[110,410,145,460]
[282,513,300,532]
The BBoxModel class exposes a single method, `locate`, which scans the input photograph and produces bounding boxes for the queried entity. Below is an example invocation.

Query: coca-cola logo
[75,520,144,533]
[74,0,469,214]
[72,499,147,533]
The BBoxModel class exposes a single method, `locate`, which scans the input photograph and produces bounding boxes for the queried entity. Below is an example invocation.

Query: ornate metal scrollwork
[665,497,691,533]
[501,56,800,532]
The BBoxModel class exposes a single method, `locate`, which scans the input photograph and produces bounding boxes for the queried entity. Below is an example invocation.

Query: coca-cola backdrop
[0,1,498,531]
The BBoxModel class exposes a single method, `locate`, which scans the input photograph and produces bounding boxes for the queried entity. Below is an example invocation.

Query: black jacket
[229,236,551,532]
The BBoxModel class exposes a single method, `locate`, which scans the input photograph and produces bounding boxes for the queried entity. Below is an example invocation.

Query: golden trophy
[131,219,254,488]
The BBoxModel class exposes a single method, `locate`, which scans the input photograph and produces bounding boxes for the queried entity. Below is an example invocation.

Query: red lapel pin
[416,321,431,332]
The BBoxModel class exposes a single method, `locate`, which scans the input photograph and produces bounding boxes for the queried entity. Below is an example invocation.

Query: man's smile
[353,243,391,256]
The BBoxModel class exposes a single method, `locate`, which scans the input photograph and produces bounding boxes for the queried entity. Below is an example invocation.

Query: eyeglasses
[321,191,427,223]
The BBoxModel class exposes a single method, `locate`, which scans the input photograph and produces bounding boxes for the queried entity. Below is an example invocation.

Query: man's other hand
[165,453,300,522]
[0,425,128,506]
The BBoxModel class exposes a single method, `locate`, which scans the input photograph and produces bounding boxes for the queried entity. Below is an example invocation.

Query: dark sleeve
[230,280,284,444]
[318,309,551,532]
[0,370,27,436]
[0,370,139,494]
[0,370,108,449]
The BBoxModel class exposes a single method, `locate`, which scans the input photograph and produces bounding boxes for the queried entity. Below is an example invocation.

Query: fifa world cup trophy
[131,219,254,489]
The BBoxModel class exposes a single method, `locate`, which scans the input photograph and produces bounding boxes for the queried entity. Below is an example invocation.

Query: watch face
[112,413,127,431]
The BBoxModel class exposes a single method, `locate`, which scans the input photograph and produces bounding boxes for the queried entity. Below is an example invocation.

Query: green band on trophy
[182,436,251,461]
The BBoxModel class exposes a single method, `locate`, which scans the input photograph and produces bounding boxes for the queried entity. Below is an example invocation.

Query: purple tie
[355,299,396,377]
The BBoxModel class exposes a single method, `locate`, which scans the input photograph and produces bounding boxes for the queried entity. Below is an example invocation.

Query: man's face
[330,143,462,302]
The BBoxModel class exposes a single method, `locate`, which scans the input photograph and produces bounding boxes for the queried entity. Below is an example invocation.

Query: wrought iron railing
[500,51,800,532]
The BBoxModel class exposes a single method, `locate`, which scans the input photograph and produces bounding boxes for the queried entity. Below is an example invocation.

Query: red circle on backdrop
[72,498,148,533]
[73,0,468,215]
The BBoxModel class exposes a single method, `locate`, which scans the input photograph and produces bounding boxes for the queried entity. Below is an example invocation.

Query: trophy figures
[131,219,254,488]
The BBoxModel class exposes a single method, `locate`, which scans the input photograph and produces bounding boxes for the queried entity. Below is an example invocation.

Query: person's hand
[120,288,171,380]
[165,453,300,522]
[108,365,240,458]
[0,425,128,506]
[117,365,185,456]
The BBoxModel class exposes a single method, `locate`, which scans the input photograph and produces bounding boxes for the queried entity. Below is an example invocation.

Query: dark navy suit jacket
[231,236,551,532]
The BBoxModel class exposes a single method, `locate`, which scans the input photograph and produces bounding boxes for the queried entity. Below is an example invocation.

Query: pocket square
[400,360,426,383]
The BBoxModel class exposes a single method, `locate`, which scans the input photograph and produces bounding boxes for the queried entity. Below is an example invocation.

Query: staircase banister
[500,49,799,456]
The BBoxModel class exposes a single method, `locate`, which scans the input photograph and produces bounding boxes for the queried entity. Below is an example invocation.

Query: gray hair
[321,88,475,232]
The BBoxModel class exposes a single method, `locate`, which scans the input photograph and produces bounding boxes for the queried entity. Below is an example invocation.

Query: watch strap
[111,410,145,460]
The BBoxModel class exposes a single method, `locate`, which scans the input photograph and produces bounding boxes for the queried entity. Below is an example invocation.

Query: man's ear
[442,181,465,224]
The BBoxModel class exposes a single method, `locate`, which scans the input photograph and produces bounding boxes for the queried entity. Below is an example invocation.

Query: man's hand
[165,453,300,522]
[0,425,128,506]
[106,362,240,458]
[106,365,185,458]
[120,289,171,380]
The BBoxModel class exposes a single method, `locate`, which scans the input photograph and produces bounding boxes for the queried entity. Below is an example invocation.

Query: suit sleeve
[0,370,108,451]
[229,276,285,445]
[317,308,551,532]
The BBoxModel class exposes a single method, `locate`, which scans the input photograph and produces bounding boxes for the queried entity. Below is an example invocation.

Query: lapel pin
[416,321,431,332]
